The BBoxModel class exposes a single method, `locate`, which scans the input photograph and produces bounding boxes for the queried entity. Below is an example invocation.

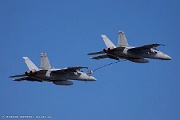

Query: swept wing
[129,43,164,50]
[51,66,88,73]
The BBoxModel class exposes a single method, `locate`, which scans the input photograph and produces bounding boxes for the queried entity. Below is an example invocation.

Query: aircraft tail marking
[118,31,129,47]
[101,35,116,48]
[40,53,51,70]
[23,57,39,70]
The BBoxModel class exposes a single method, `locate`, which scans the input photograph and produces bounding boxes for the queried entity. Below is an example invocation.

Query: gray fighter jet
[10,53,96,85]
[88,31,172,63]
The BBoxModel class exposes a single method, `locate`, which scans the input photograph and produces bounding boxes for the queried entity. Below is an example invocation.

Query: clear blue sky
[1,0,179,120]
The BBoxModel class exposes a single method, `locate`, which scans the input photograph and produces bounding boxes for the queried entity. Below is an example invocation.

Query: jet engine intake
[53,81,73,86]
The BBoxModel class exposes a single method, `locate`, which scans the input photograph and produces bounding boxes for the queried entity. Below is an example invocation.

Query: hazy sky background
[1,0,179,120]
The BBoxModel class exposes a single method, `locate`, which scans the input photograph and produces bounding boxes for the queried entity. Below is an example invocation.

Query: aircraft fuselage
[26,70,96,82]
[111,47,172,61]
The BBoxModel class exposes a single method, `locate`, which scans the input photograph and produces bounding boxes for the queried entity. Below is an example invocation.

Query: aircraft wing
[129,43,164,50]
[51,66,88,73]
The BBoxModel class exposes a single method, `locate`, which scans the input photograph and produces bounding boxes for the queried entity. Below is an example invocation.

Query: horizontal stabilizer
[91,54,109,60]
[13,79,25,81]
[10,74,27,78]
[13,77,29,81]
[13,77,39,81]
[87,51,105,55]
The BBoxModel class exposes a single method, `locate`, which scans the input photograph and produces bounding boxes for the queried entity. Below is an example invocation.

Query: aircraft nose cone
[89,76,96,81]
[164,54,172,60]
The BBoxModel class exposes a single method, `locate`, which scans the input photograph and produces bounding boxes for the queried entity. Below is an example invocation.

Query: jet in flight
[10,53,96,85]
[88,31,172,63]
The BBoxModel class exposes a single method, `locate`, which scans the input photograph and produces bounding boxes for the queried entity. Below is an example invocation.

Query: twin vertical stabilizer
[23,53,51,70]
[23,57,39,70]
[101,31,129,48]
[40,53,51,70]
[101,35,116,48]
[117,31,129,47]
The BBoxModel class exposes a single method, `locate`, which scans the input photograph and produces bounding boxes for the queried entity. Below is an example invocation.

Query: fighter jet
[87,31,172,63]
[10,53,96,85]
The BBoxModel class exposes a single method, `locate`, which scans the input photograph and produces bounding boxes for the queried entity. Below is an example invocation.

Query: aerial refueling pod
[53,81,73,86]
